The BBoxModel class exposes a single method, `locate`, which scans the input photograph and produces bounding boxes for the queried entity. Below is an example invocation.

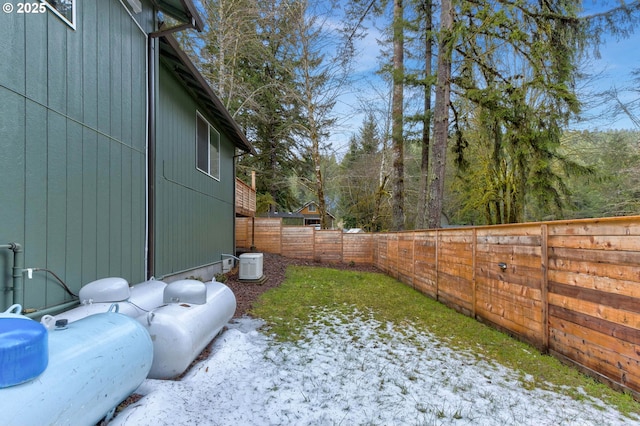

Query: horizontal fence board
[549,246,640,266]
[550,325,640,393]
[549,219,640,236]
[438,274,473,308]
[475,303,542,343]
[476,235,542,246]
[549,293,640,330]
[438,291,473,316]
[439,254,474,271]
[413,277,437,299]
[439,249,474,266]
[282,226,314,260]
[478,248,541,264]
[476,293,542,333]
[235,217,250,248]
[476,225,541,237]
[477,278,543,301]
[550,305,640,347]
[548,235,640,251]
[550,281,640,314]
[343,234,374,264]
[549,257,640,284]
[397,234,415,284]
[438,228,475,237]
[476,282,543,316]
[239,215,640,398]
[253,218,282,254]
[550,316,636,358]
[550,270,640,300]
[476,263,542,290]
[549,315,640,392]
[314,230,343,263]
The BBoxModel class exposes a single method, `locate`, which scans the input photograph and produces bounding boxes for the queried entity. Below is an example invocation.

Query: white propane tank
[79,277,130,303]
[140,281,236,379]
[0,311,153,426]
[56,279,167,323]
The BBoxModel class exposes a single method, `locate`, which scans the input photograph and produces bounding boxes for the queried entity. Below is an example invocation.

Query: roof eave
[159,35,257,156]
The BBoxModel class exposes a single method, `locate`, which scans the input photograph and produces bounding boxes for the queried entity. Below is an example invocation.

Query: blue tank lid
[0,317,49,388]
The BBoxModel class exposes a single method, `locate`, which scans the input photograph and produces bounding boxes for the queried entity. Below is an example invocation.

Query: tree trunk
[311,125,327,229]
[391,0,405,231]
[427,0,452,229]
[416,0,433,230]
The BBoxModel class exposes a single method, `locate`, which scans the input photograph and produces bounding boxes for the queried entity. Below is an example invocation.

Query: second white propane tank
[140,281,236,379]
[55,279,167,323]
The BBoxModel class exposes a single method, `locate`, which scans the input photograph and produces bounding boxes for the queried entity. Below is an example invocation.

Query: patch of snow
[110,309,639,426]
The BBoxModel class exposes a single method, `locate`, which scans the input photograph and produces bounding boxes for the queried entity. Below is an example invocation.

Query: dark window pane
[196,115,209,172]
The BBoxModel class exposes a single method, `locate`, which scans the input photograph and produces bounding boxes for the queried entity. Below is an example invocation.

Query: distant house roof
[258,211,305,219]
[155,0,204,32]
[159,35,257,155]
[296,201,336,219]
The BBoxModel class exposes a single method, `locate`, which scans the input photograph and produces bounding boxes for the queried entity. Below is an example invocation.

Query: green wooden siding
[0,1,148,311]
[154,65,236,278]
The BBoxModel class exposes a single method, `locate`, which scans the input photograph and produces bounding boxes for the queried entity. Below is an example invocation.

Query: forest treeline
[337,124,640,230]
[178,0,640,231]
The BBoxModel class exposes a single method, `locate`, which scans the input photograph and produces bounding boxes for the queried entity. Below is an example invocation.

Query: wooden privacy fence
[236,216,640,398]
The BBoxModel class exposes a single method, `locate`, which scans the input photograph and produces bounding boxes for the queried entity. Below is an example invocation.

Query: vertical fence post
[472,228,477,319]
[541,223,549,352]
[279,219,283,255]
[250,217,255,250]
[411,231,416,289]
[395,232,400,279]
[435,229,440,301]
[312,225,316,261]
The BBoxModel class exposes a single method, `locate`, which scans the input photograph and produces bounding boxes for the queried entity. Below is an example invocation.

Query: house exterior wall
[0,1,152,311]
[299,205,318,216]
[154,64,236,280]
[298,203,335,228]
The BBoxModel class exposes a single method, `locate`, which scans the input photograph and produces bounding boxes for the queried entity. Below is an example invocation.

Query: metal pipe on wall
[1,242,24,308]
[146,36,156,280]
[24,300,79,320]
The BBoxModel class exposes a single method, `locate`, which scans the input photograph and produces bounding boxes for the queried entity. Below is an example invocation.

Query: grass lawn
[251,265,640,418]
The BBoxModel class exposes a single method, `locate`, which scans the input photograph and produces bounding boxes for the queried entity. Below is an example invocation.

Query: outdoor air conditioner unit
[239,253,263,280]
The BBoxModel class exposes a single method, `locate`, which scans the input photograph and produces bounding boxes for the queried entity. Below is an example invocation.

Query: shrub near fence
[235,216,640,398]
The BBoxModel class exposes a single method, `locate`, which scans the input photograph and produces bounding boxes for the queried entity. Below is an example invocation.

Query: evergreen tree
[338,115,390,230]
[182,0,305,212]
[289,0,352,228]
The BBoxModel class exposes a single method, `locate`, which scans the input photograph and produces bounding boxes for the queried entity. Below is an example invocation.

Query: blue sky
[328,0,639,155]
[573,32,639,130]
[572,0,640,130]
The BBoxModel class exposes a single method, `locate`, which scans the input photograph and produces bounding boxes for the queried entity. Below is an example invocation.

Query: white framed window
[308,204,316,212]
[42,0,76,29]
[196,112,220,180]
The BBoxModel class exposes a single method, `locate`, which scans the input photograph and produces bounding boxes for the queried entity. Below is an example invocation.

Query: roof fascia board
[152,0,204,32]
